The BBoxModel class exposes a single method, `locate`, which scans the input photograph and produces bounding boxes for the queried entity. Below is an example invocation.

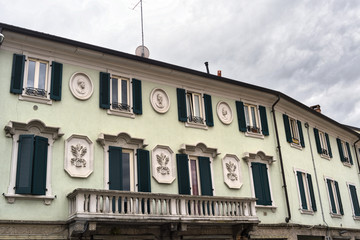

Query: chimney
[310,105,321,113]
[217,70,222,77]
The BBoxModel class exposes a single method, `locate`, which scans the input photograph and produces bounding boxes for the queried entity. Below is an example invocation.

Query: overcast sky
[1,0,360,126]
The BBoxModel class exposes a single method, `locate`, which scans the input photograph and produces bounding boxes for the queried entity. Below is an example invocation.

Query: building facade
[0,23,359,240]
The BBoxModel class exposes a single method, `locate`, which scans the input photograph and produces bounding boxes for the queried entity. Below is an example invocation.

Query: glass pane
[121,80,128,104]
[194,95,201,117]
[122,152,130,191]
[190,160,199,195]
[38,62,47,90]
[111,78,118,104]
[251,106,257,128]
[27,60,36,88]
[244,106,250,126]
[186,94,193,117]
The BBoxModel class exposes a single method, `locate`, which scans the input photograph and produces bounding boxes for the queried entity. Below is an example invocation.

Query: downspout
[305,122,328,228]
[354,138,360,173]
[271,95,291,223]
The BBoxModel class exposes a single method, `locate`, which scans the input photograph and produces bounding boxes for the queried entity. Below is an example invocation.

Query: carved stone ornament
[150,88,170,114]
[65,134,93,178]
[152,145,175,184]
[69,72,94,100]
[217,101,233,125]
[222,154,242,189]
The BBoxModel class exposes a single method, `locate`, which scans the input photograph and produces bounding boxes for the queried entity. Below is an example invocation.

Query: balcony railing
[67,189,257,223]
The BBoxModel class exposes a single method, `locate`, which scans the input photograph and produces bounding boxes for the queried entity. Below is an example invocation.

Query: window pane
[190,160,199,195]
[244,106,250,126]
[122,152,130,191]
[111,78,118,104]
[186,94,193,117]
[251,106,257,128]
[38,62,47,90]
[121,79,128,104]
[194,95,201,117]
[27,60,36,88]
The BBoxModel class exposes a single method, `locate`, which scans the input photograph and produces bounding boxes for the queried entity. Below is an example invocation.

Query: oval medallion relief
[69,72,94,100]
[217,101,233,125]
[150,88,170,113]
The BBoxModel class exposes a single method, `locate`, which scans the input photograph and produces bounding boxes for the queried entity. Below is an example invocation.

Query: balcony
[67,189,258,238]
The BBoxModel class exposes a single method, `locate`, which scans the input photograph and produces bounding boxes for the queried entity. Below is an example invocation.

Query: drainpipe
[305,122,328,228]
[354,138,360,173]
[271,95,291,223]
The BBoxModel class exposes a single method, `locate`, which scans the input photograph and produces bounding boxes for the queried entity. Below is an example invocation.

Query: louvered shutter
[32,136,48,195]
[132,78,142,115]
[297,120,305,147]
[99,72,110,109]
[307,174,317,211]
[109,146,123,190]
[198,157,213,196]
[203,94,214,127]
[334,181,344,215]
[50,61,63,101]
[137,149,151,192]
[283,114,292,143]
[15,135,35,194]
[325,133,332,158]
[314,128,322,154]
[10,54,25,94]
[259,105,269,136]
[176,88,187,122]
[176,154,190,195]
[297,172,308,210]
[251,162,272,205]
[327,179,337,214]
[336,138,345,162]
[236,101,247,132]
[349,185,360,216]
[346,142,353,165]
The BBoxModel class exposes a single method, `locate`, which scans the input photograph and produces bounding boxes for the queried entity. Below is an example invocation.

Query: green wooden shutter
[236,101,247,132]
[313,128,322,154]
[99,72,110,109]
[32,136,48,195]
[297,171,307,210]
[10,54,25,94]
[176,154,190,195]
[297,120,305,147]
[346,142,353,165]
[336,138,345,162]
[325,133,332,158]
[251,162,272,205]
[132,78,142,115]
[137,149,151,192]
[176,88,187,122]
[327,179,337,214]
[283,114,292,143]
[334,181,344,215]
[203,94,214,127]
[109,146,122,190]
[307,174,317,211]
[198,157,213,196]
[259,105,269,136]
[50,61,63,101]
[349,185,360,216]
[15,135,35,194]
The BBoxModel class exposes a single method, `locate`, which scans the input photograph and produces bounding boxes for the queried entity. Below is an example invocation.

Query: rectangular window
[341,141,350,162]
[24,58,49,98]
[186,92,204,124]
[189,157,201,196]
[319,131,329,156]
[348,184,360,218]
[111,76,130,112]
[296,171,317,212]
[290,118,300,144]
[108,147,134,191]
[244,104,260,134]
[326,178,344,216]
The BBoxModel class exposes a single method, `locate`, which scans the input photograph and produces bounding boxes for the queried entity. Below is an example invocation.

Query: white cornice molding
[179,142,220,158]
[96,132,147,149]
[242,151,276,164]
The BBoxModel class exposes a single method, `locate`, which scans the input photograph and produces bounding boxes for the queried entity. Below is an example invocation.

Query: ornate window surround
[4,119,63,205]
[97,132,147,189]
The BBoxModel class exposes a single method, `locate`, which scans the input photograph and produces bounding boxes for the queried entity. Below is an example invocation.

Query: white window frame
[184,89,207,130]
[4,120,63,205]
[243,102,264,139]
[324,177,342,218]
[340,140,351,167]
[319,130,330,159]
[243,151,276,209]
[294,168,315,214]
[107,71,134,118]
[188,156,202,196]
[347,182,360,220]
[19,52,53,105]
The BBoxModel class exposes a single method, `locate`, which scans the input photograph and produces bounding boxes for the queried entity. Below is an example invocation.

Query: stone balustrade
[67,188,257,223]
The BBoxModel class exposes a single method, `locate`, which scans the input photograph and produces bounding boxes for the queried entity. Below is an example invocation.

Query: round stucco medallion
[69,72,94,100]
[217,101,233,125]
[150,88,170,113]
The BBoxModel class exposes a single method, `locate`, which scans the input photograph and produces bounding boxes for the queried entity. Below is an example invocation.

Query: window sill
[185,122,208,130]
[255,205,277,210]
[353,215,360,220]
[107,109,135,118]
[3,193,55,205]
[300,209,315,215]
[320,154,331,160]
[342,162,352,168]
[291,143,303,150]
[19,94,52,105]
[330,213,343,218]
[245,131,264,139]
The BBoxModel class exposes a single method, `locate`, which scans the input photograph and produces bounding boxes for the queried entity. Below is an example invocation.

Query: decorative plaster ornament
[217,101,233,125]
[152,145,175,184]
[222,154,242,189]
[69,72,94,100]
[150,88,170,113]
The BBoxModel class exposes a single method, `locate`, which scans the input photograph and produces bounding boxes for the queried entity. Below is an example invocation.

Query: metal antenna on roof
[133,0,150,58]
